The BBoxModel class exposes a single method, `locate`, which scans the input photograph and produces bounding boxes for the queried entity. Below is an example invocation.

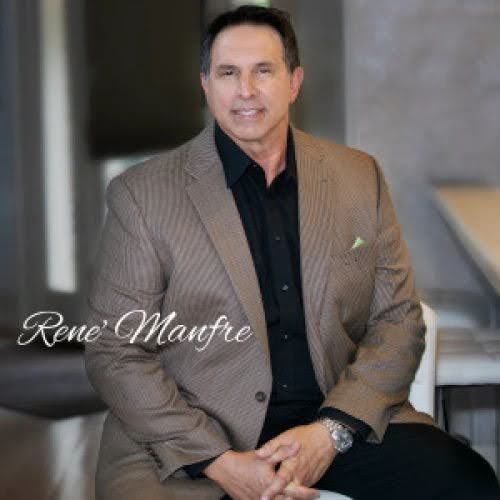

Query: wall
[0,0,18,297]
[344,0,500,294]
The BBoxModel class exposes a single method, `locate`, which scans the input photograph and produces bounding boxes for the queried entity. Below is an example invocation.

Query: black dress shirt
[183,122,372,479]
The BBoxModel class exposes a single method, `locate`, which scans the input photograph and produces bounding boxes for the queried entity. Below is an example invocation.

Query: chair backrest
[408,302,437,417]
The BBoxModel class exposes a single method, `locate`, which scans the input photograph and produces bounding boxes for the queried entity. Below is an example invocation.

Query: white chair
[435,326,500,444]
[409,302,437,418]
[317,303,437,499]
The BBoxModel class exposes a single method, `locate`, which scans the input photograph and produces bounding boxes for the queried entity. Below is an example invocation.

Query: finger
[260,463,295,500]
[283,482,321,499]
[256,436,298,458]
[263,442,300,465]
[263,483,321,500]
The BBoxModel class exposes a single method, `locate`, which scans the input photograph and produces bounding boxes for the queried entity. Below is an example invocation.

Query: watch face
[319,418,354,453]
[333,426,354,453]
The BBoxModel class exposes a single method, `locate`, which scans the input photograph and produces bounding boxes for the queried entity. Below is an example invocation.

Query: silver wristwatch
[318,417,354,453]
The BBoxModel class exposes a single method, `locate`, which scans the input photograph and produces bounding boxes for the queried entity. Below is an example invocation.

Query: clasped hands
[205,422,337,500]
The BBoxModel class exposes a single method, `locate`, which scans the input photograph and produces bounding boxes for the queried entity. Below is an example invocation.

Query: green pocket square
[351,236,366,250]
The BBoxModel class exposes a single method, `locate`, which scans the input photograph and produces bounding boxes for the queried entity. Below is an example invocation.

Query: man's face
[201,24,303,144]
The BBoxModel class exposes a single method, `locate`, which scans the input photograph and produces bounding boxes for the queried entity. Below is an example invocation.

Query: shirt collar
[214,120,296,188]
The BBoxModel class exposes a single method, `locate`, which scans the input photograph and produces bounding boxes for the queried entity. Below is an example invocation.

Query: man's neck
[223,119,289,187]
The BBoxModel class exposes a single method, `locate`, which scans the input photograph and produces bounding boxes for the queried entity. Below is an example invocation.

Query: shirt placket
[265,179,299,394]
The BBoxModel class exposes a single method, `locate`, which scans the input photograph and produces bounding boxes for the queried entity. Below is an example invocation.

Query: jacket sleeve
[84,175,231,481]
[319,158,426,444]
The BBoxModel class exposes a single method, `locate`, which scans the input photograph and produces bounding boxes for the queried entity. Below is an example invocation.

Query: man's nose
[239,74,256,98]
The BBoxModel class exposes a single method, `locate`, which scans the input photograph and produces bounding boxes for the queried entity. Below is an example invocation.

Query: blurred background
[0,0,499,498]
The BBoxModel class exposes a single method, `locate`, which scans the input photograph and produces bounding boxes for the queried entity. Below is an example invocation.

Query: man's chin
[225,123,269,143]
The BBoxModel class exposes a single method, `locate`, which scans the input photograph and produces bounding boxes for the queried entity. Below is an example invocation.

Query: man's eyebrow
[215,64,238,71]
[214,61,276,71]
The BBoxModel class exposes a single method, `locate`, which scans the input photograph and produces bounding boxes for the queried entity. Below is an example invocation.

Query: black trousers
[222,410,500,499]
[312,423,500,499]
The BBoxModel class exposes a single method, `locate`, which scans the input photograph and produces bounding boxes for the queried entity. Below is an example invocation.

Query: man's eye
[221,70,234,77]
[259,68,271,74]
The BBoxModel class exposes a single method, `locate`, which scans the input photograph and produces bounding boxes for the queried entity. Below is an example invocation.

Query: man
[85,5,500,499]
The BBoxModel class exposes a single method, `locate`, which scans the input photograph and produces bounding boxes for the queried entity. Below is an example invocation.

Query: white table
[434,186,500,297]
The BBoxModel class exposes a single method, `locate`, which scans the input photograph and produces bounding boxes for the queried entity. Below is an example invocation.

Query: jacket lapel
[293,127,336,395]
[185,123,269,363]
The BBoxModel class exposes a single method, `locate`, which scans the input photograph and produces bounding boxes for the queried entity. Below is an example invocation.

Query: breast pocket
[327,242,377,336]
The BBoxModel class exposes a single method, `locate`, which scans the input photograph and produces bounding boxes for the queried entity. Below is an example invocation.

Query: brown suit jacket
[85,120,436,499]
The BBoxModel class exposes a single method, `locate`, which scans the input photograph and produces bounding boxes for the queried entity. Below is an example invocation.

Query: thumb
[263,441,301,464]
[255,438,280,458]
[256,437,298,458]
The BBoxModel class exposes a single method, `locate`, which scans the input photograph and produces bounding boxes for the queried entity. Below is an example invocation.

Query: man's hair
[200,5,300,76]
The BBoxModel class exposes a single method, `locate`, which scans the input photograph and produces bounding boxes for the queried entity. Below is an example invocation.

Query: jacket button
[255,391,266,402]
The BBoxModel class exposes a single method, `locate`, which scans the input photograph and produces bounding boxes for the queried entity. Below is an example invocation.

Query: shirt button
[255,391,267,402]
[282,383,288,389]
[282,333,288,341]
[274,235,281,241]
[281,284,289,292]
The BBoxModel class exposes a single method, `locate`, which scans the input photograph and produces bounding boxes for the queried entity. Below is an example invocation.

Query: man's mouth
[232,108,264,117]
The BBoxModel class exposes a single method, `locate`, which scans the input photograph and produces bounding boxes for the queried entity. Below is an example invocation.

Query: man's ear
[200,72,208,94]
[289,66,304,104]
